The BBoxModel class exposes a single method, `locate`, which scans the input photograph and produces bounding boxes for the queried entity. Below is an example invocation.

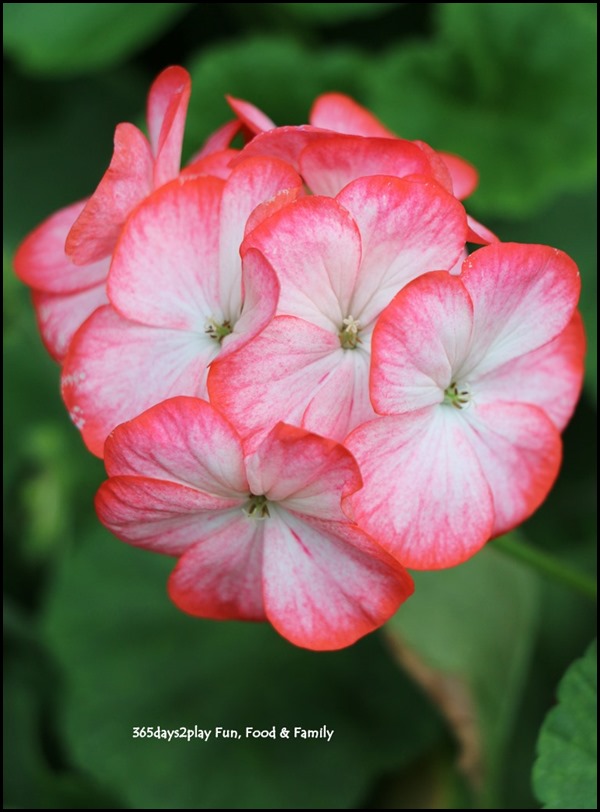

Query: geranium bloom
[209,174,467,446]
[62,156,303,456]
[345,243,584,569]
[95,397,413,650]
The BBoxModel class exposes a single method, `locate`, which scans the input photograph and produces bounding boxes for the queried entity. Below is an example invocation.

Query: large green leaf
[384,541,540,806]
[43,527,442,809]
[533,640,597,809]
[367,3,597,217]
[3,3,191,76]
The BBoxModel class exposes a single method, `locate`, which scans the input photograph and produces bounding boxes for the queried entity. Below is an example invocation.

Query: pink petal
[309,92,394,137]
[471,311,585,432]
[243,186,305,235]
[65,123,154,265]
[234,125,332,170]
[189,119,241,162]
[181,148,237,180]
[244,422,362,521]
[218,157,302,321]
[346,409,495,570]
[32,283,108,362]
[103,397,248,495]
[337,176,468,326]
[461,243,581,376]
[226,95,276,134]
[262,512,412,650]
[439,152,479,200]
[412,141,453,194]
[244,196,362,330]
[168,517,266,620]
[466,215,498,245]
[217,247,280,362]
[14,200,109,293]
[96,477,245,555]
[108,176,225,331]
[61,306,216,457]
[299,135,436,197]
[146,65,191,187]
[370,272,475,415]
[462,402,562,537]
[208,316,344,450]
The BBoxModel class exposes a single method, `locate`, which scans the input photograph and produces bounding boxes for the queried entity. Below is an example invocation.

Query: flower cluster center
[443,381,472,410]
[243,493,270,520]
[339,315,361,350]
[205,318,233,343]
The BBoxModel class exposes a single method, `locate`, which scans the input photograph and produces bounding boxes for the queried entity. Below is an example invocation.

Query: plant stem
[494,537,596,601]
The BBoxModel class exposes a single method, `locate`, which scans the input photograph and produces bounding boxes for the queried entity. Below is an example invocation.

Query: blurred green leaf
[533,640,597,809]
[185,36,370,155]
[384,541,540,806]
[276,3,401,23]
[43,527,442,809]
[3,3,191,76]
[368,3,597,217]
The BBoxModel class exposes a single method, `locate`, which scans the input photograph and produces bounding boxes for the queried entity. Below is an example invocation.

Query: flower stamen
[443,381,472,410]
[339,315,361,350]
[243,493,270,520]
[205,318,233,343]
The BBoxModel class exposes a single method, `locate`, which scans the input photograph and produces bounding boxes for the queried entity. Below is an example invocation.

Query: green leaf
[275,3,401,23]
[185,36,370,157]
[3,3,191,76]
[43,526,442,810]
[533,640,597,809]
[384,540,540,806]
[367,3,597,217]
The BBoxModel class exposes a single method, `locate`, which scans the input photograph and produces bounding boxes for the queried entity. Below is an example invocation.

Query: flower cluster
[15,67,584,649]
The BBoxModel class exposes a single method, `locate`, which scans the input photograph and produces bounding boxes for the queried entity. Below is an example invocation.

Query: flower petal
[262,511,412,650]
[146,65,191,187]
[370,272,474,414]
[168,516,266,620]
[108,176,225,330]
[337,176,468,326]
[462,402,562,536]
[439,152,479,200]
[309,92,394,137]
[62,306,216,457]
[244,422,362,521]
[65,123,154,265]
[14,200,109,293]
[103,396,248,494]
[299,135,434,197]
[32,283,108,362]
[346,409,494,569]
[234,125,331,170]
[189,119,241,162]
[226,94,276,133]
[96,478,244,554]
[460,243,581,376]
[466,215,498,245]
[181,148,237,180]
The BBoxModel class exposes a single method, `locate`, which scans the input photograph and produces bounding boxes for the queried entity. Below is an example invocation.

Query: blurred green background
[3,4,597,809]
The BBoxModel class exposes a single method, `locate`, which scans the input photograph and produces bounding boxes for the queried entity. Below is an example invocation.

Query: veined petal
[244,196,362,331]
[168,516,266,620]
[337,176,468,326]
[108,176,224,330]
[263,510,412,650]
[208,316,343,451]
[218,156,302,320]
[439,152,479,200]
[226,95,276,133]
[233,125,332,170]
[309,92,394,137]
[32,284,108,362]
[346,409,494,569]
[146,65,191,187]
[299,135,434,197]
[188,119,241,162]
[370,272,474,415]
[462,402,562,537]
[66,122,154,265]
[460,243,581,376]
[96,478,245,554]
[244,422,362,521]
[14,200,109,293]
[181,148,237,180]
[103,397,248,495]
[466,215,498,245]
[61,306,215,457]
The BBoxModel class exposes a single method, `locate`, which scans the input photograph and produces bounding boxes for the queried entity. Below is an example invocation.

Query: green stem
[494,537,596,601]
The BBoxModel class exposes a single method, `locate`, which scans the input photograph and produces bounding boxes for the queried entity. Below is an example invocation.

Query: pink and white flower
[345,243,584,570]
[62,156,303,456]
[209,174,467,446]
[95,397,413,650]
